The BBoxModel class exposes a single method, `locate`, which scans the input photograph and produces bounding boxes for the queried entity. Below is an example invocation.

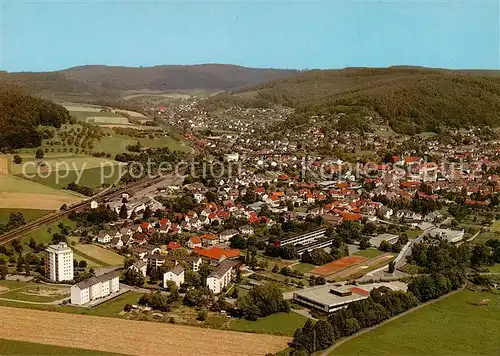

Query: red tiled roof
[193,247,240,260]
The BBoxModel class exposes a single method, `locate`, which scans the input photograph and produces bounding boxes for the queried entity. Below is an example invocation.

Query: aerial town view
[0,1,499,356]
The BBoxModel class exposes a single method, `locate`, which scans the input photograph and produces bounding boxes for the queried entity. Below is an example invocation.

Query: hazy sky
[1,0,498,71]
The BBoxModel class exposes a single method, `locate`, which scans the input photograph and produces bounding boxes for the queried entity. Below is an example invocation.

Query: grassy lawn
[0,285,69,303]
[72,244,124,266]
[0,291,143,318]
[0,339,125,356]
[331,290,500,356]
[403,229,422,239]
[72,249,104,268]
[0,209,53,225]
[92,135,137,155]
[353,248,384,258]
[21,219,77,246]
[229,312,309,336]
[487,264,500,273]
[489,220,500,232]
[473,231,499,244]
[293,263,316,274]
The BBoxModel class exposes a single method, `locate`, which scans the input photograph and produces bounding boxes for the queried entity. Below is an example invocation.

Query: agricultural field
[0,339,125,356]
[1,306,290,356]
[0,174,81,210]
[0,209,53,225]
[0,281,69,303]
[331,290,500,356]
[229,312,308,336]
[9,154,124,189]
[72,244,124,266]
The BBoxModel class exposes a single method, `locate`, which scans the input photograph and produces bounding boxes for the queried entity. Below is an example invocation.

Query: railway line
[0,175,168,246]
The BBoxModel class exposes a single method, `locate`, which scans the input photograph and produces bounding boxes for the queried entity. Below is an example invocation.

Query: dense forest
[215,67,500,134]
[0,86,71,149]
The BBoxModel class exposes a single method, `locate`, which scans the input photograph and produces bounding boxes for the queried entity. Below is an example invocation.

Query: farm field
[72,244,124,266]
[92,135,137,155]
[331,290,500,356]
[1,306,290,356]
[0,339,125,356]
[0,208,53,225]
[229,312,308,336]
[353,248,385,258]
[8,154,124,189]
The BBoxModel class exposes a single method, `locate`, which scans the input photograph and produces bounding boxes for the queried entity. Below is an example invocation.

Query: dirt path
[1,307,290,356]
[320,287,465,356]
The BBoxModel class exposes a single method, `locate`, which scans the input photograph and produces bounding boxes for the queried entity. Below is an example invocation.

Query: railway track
[0,175,167,246]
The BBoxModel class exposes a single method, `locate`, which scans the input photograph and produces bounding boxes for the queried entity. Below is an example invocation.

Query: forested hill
[0,86,71,150]
[217,67,500,134]
[1,64,299,95]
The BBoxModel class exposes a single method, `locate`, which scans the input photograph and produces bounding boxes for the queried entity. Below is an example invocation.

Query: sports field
[312,256,368,276]
[72,244,124,266]
[331,290,500,355]
[1,307,290,356]
[328,254,394,280]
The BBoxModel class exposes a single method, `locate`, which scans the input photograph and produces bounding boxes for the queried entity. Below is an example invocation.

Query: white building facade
[70,270,120,305]
[45,242,74,282]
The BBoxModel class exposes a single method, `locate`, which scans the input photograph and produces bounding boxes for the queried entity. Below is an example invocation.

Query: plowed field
[1,307,290,356]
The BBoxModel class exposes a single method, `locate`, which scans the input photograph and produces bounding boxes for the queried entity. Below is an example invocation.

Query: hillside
[218,67,500,134]
[1,65,299,98]
[0,86,71,149]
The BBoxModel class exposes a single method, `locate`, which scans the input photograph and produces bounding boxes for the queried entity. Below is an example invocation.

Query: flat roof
[293,281,408,308]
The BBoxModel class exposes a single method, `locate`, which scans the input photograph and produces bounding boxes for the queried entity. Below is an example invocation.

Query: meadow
[21,219,77,246]
[229,312,308,336]
[352,248,385,258]
[331,290,500,356]
[0,209,53,225]
[72,244,124,266]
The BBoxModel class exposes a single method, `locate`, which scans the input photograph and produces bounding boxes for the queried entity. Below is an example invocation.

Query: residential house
[239,225,254,235]
[187,236,202,249]
[163,265,185,287]
[128,260,147,277]
[194,247,240,266]
[219,229,239,243]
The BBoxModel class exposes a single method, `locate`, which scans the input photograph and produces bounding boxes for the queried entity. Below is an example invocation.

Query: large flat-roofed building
[296,238,335,256]
[293,282,407,313]
[428,228,464,243]
[45,242,74,282]
[276,228,327,247]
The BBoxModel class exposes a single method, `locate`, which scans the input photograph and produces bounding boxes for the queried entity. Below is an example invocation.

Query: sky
[0,0,499,71]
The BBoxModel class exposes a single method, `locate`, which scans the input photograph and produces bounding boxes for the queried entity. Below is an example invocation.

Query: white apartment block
[45,242,74,282]
[163,265,185,288]
[206,260,236,294]
[70,270,120,305]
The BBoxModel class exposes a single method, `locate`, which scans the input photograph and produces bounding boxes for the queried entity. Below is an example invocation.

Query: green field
[331,290,500,356]
[0,175,80,197]
[229,312,309,336]
[72,244,124,266]
[0,209,53,225]
[0,291,142,318]
[489,220,500,232]
[0,283,69,303]
[29,166,123,189]
[353,248,385,258]
[21,219,77,246]
[92,135,137,155]
[0,339,124,356]
[403,229,423,239]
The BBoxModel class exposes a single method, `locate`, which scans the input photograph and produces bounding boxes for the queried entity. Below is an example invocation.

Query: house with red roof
[167,241,181,250]
[187,236,202,249]
[193,247,240,266]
